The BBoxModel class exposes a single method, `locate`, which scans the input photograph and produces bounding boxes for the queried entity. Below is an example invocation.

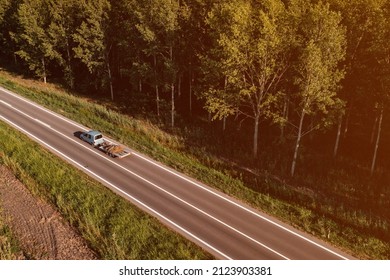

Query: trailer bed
[98,140,131,158]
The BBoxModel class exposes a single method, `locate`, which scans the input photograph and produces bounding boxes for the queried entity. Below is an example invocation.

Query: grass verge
[0,70,389,259]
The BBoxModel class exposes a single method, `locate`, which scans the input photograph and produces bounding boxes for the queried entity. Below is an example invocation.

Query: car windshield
[95,134,103,140]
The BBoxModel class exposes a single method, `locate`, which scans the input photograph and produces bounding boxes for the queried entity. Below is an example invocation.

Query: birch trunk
[189,69,193,115]
[42,57,47,84]
[253,115,259,158]
[370,115,378,144]
[156,84,160,117]
[178,74,182,98]
[371,108,383,175]
[171,83,175,127]
[153,54,160,116]
[343,109,350,138]
[170,46,175,127]
[333,115,342,157]
[291,109,306,177]
[280,97,288,142]
[106,59,114,100]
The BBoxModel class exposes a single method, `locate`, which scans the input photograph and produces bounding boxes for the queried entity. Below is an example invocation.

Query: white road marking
[34,119,51,128]
[0,99,13,107]
[0,114,233,260]
[0,86,350,260]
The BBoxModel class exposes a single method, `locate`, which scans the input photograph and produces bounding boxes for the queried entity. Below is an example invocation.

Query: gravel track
[0,165,97,260]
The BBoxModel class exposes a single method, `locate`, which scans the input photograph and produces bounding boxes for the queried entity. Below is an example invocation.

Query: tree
[0,0,10,29]
[12,0,62,83]
[289,1,346,176]
[134,0,184,126]
[175,0,201,115]
[110,0,147,93]
[202,0,292,158]
[46,0,80,89]
[0,0,11,55]
[73,0,113,99]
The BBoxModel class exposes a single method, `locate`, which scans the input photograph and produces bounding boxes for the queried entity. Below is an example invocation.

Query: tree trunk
[343,109,350,138]
[280,97,288,142]
[189,69,193,115]
[137,51,142,93]
[153,53,160,116]
[106,59,114,101]
[170,46,175,127]
[371,108,383,175]
[105,45,114,100]
[370,115,379,144]
[42,57,47,84]
[333,115,342,157]
[65,37,74,89]
[171,83,175,127]
[178,74,182,98]
[291,109,306,177]
[253,115,259,158]
[156,84,160,117]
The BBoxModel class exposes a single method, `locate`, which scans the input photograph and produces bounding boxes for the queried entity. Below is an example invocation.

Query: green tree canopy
[12,0,62,82]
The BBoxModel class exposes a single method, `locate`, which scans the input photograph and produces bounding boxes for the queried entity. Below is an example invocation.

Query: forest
[0,0,389,258]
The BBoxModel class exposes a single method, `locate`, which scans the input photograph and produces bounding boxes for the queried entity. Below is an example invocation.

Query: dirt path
[0,165,97,260]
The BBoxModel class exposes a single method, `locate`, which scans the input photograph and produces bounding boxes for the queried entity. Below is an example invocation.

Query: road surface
[0,86,353,260]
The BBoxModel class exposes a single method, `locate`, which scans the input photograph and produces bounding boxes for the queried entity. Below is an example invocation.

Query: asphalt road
[0,86,354,260]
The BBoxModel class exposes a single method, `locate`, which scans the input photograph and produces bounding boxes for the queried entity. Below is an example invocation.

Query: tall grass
[0,70,389,259]
[0,207,23,259]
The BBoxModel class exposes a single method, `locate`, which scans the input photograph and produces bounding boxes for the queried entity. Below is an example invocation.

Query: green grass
[0,70,389,259]
[0,206,23,259]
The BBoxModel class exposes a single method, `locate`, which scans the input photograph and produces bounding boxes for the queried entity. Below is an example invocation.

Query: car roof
[87,130,102,136]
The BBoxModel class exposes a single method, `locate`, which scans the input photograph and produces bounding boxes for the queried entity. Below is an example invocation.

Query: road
[0,86,353,260]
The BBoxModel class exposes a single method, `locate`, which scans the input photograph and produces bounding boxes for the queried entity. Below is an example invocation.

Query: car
[80,130,104,146]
